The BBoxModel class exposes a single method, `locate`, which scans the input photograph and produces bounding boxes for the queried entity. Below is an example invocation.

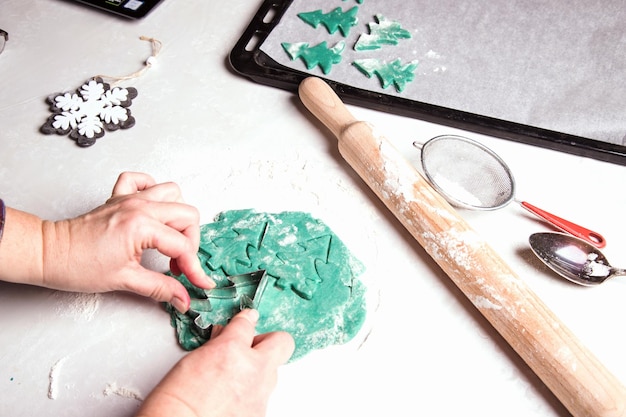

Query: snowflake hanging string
[40,36,162,147]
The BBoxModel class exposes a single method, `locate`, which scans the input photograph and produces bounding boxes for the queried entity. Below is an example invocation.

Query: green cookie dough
[166,209,368,361]
[282,41,345,74]
[297,6,359,37]
[353,58,418,92]
[354,14,411,51]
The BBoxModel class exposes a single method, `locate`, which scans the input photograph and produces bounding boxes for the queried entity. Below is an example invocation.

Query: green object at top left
[166,209,368,361]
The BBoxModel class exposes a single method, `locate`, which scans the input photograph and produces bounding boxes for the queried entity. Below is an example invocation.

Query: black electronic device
[71,0,165,19]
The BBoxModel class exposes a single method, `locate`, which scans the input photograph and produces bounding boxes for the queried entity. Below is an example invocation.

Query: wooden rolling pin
[298,76,626,417]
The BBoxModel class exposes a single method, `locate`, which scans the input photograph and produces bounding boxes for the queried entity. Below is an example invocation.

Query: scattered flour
[47,357,144,404]
[53,291,102,322]
[582,253,611,278]
[48,357,68,400]
[379,140,421,203]
[103,382,144,402]
[425,49,441,59]
[430,174,483,207]
[471,295,502,310]
[377,137,458,223]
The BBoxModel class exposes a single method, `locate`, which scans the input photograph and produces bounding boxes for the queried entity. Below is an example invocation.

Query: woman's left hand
[40,172,214,312]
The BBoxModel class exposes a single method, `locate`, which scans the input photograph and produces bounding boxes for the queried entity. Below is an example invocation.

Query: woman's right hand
[136,308,295,417]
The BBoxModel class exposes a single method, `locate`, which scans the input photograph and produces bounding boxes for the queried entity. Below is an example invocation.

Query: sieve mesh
[420,135,515,209]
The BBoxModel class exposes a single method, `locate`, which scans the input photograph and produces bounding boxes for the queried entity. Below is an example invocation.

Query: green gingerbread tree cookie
[354,14,411,51]
[353,58,419,92]
[298,7,359,37]
[282,41,345,74]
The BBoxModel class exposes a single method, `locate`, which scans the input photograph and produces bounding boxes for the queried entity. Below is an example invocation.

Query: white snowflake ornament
[41,78,138,147]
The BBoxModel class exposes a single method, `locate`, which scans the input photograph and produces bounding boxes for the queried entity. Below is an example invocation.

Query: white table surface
[1,1,625,416]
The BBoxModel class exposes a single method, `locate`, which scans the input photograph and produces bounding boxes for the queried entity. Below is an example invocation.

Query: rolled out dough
[166,209,368,361]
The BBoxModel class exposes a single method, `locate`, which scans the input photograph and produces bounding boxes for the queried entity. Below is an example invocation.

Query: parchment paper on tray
[259,0,626,146]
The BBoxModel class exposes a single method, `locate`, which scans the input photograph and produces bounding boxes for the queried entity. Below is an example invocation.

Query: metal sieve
[412,135,606,248]
[415,135,514,210]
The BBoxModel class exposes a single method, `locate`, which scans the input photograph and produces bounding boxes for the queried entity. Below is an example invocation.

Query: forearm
[0,206,47,286]
[0,172,213,306]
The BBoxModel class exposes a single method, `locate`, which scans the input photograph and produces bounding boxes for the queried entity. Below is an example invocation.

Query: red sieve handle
[520,201,606,248]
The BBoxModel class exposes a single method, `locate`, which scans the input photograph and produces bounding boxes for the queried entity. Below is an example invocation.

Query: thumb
[123,267,191,313]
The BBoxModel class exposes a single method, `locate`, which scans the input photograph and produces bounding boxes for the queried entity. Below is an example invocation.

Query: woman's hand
[38,172,214,312]
[136,309,295,417]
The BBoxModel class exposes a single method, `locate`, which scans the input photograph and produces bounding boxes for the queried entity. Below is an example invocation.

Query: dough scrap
[166,209,368,361]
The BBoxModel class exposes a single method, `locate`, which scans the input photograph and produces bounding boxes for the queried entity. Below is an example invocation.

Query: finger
[129,200,200,244]
[252,331,295,365]
[210,324,224,338]
[155,202,201,250]
[169,258,214,289]
[120,267,191,313]
[128,181,185,204]
[169,258,182,276]
[111,172,157,196]
[141,220,213,289]
[172,253,212,288]
[215,309,259,346]
[134,201,208,285]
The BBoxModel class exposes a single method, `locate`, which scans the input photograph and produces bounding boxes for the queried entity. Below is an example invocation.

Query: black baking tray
[229,0,626,166]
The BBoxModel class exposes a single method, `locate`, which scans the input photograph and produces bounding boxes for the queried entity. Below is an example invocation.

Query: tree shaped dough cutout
[353,58,419,92]
[166,210,368,361]
[354,14,411,51]
[282,41,345,74]
[297,6,359,37]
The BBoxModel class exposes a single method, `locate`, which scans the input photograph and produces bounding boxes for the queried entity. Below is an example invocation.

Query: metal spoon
[529,232,626,286]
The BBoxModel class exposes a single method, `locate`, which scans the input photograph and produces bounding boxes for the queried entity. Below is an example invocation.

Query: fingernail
[210,324,224,338]
[171,296,189,313]
[204,274,217,289]
[169,259,182,276]
[241,308,259,324]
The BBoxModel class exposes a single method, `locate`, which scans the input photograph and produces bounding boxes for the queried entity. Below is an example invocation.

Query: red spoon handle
[520,201,606,248]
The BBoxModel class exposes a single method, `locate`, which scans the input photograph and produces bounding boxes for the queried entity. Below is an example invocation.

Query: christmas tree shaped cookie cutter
[187,270,269,338]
